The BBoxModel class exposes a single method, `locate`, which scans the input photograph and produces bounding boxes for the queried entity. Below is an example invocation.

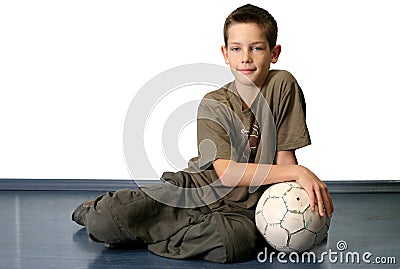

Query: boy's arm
[274,150,298,165]
[213,156,333,217]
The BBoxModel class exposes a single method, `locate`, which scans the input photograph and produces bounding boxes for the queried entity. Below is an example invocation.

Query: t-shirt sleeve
[195,97,238,169]
[275,77,311,151]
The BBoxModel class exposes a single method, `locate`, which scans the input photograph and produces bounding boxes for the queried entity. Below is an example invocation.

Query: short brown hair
[223,4,278,50]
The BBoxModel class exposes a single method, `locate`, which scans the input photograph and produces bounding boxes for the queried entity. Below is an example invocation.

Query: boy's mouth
[237,68,256,74]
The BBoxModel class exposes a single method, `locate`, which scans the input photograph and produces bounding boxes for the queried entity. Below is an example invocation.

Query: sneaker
[72,200,94,226]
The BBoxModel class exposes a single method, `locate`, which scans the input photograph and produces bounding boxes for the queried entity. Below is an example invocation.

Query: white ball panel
[303,206,325,233]
[315,223,329,245]
[263,198,287,224]
[281,212,304,234]
[289,229,316,253]
[284,187,310,213]
[265,225,289,249]
[268,182,292,198]
[255,210,267,234]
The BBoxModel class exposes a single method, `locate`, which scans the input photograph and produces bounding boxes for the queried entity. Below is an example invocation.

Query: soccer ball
[255,182,330,253]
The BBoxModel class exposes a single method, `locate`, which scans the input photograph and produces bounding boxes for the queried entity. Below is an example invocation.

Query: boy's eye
[231,47,240,52]
[252,47,264,51]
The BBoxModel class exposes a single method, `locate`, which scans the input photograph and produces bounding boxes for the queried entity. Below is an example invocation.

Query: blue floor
[0,190,399,269]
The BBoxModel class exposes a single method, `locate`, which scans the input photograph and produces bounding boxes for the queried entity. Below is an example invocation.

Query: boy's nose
[241,50,251,63]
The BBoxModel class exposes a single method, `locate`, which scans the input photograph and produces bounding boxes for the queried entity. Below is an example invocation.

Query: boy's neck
[234,80,262,110]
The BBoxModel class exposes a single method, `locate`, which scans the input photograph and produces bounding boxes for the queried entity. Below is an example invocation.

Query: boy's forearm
[214,159,334,217]
[214,159,303,187]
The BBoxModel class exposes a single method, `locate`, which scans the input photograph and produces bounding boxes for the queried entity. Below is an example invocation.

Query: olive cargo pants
[83,176,260,263]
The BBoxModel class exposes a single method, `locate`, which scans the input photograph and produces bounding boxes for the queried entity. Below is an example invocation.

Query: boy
[72,4,333,263]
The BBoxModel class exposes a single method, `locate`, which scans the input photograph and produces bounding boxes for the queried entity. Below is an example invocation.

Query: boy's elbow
[213,159,237,187]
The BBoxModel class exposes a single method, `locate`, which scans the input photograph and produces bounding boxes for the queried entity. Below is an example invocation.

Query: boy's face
[222,23,281,89]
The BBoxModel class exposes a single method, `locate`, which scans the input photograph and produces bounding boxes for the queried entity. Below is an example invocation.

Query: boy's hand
[295,165,334,218]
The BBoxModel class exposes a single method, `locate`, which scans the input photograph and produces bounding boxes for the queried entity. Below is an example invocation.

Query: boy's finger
[315,188,325,216]
[308,189,316,211]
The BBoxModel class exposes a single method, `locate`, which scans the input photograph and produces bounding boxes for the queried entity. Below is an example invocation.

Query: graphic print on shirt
[240,123,260,163]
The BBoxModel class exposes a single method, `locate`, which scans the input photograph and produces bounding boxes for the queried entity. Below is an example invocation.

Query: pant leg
[83,168,261,263]
[148,211,259,263]
[84,185,207,245]
[84,189,156,244]
[84,187,260,263]
[84,171,207,244]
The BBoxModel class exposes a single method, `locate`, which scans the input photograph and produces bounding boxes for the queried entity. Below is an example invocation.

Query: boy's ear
[221,45,229,65]
[271,45,281,64]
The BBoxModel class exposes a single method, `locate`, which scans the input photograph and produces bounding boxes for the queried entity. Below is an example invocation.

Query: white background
[1,0,399,181]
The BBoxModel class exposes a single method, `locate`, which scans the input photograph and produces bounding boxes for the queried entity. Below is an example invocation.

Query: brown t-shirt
[194,69,310,166]
[181,70,310,212]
